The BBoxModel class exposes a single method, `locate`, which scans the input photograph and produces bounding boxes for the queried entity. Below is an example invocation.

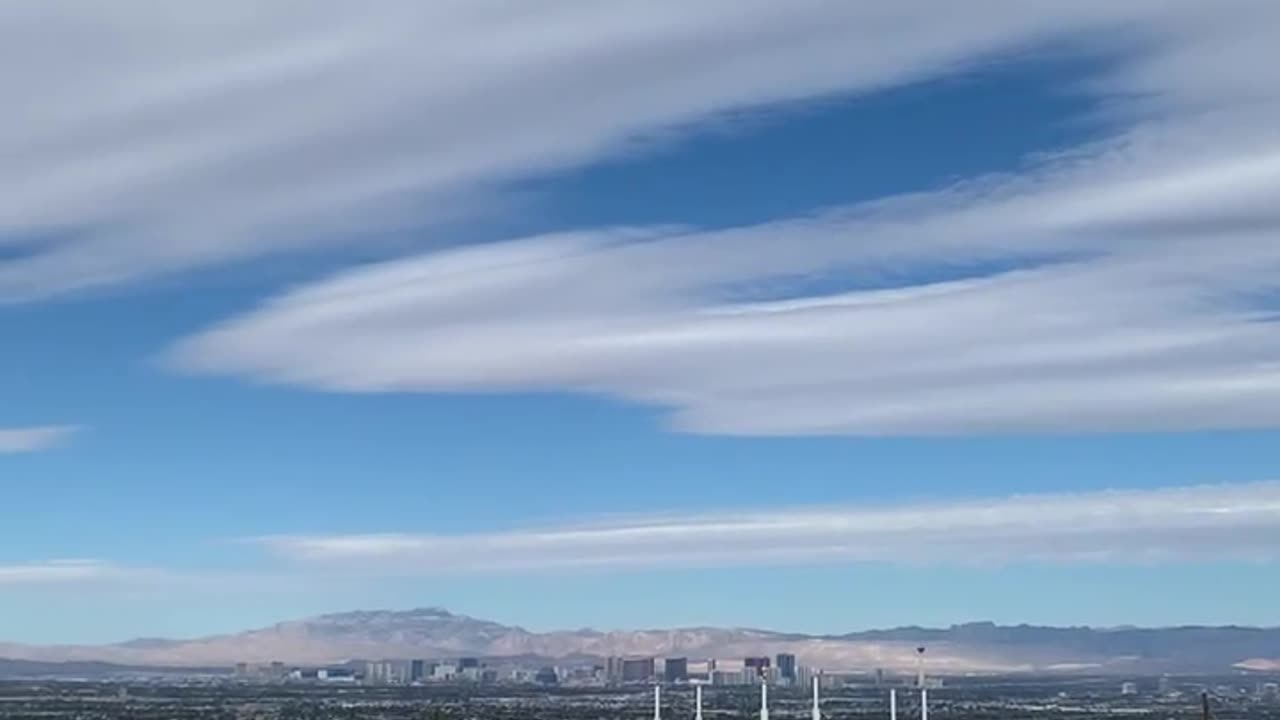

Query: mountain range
[3,608,1278,675]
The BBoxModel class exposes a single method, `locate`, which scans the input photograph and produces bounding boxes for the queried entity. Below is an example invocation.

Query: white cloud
[5,3,1278,436]
[0,560,125,585]
[0,425,79,454]
[0,559,301,594]
[0,0,1248,300]
[253,482,1280,573]
[156,2,1280,436]
[170,128,1280,434]
[10,483,1280,586]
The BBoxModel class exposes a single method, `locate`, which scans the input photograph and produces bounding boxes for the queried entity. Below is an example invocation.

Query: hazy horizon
[8,604,1280,649]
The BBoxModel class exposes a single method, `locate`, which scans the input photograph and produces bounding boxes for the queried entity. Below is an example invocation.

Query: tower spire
[915,647,926,690]
[917,646,928,720]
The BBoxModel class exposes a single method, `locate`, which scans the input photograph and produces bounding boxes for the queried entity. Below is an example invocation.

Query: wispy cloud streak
[253,482,1280,573]
[0,560,125,585]
[171,132,1280,434]
[0,425,79,454]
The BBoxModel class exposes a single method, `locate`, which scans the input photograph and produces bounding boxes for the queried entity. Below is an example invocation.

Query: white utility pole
[812,675,821,720]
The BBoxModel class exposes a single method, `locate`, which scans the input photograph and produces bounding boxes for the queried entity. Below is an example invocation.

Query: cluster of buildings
[1118,678,1280,700]
[234,657,553,686]
[231,654,814,687]
[600,653,814,687]
[363,657,498,684]
[230,652,950,690]
[233,662,357,683]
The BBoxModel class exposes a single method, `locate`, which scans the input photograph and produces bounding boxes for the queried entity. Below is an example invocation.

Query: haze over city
[4,0,1280,665]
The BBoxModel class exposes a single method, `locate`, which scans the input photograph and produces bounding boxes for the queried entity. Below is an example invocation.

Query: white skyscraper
[654,684,662,720]
[760,680,770,720]
[696,683,704,720]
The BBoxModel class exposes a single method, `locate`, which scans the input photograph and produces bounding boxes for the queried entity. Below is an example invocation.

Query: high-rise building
[622,658,657,683]
[1121,682,1139,696]
[744,657,771,679]
[410,659,426,682]
[459,657,480,669]
[776,654,797,683]
[665,657,689,683]
[606,657,626,684]
[364,661,399,684]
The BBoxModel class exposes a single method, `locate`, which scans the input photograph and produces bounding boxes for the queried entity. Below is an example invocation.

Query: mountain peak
[405,606,456,618]
[310,606,460,623]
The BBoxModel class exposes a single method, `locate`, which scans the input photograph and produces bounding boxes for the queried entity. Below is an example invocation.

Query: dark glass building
[622,657,656,683]
[744,657,770,679]
[776,653,796,682]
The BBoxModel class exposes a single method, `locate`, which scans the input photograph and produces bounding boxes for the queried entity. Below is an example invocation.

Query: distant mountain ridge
[2,607,1278,674]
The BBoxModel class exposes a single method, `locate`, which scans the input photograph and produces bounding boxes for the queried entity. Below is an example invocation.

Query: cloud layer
[173,136,1280,434]
[254,482,1280,573]
[0,0,1247,301]
[151,2,1280,436]
[7,482,1280,586]
[0,425,78,454]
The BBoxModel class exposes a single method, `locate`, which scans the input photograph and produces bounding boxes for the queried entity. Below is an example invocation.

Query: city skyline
[5,1,1280,644]
[4,606,1279,677]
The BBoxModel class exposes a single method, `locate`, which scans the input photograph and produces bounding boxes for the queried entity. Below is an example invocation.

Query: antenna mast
[760,679,769,720]
[812,675,821,720]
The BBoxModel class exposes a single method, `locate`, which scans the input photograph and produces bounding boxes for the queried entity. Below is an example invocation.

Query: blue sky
[3,2,1280,645]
